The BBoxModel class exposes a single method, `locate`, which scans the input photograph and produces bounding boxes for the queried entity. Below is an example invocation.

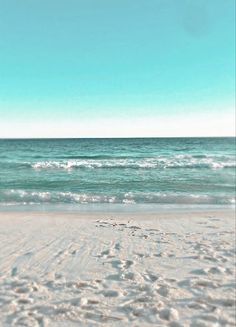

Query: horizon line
[0,136,235,140]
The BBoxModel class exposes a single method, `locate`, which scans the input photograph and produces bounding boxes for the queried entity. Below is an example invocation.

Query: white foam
[30,155,236,170]
[1,189,234,205]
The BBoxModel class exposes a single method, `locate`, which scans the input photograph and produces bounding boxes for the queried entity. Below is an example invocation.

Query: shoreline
[0,207,234,223]
[0,203,234,214]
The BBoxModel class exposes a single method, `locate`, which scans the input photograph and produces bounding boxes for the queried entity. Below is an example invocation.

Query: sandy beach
[0,208,235,326]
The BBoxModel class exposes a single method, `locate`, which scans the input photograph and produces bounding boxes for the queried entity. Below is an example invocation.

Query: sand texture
[0,210,235,326]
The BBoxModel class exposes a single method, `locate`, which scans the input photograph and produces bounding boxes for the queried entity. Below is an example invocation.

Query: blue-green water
[0,138,235,207]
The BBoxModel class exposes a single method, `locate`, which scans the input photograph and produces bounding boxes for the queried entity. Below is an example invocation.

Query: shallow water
[0,137,235,206]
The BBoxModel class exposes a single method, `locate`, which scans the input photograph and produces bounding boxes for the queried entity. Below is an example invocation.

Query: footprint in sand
[11,267,18,277]
[114,242,121,250]
[159,307,179,321]
[143,271,159,282]
[110,259,134,270]
[106,274,122,281]
[156,285,171,297]
[102,290,120,297]
[98,249,115,258]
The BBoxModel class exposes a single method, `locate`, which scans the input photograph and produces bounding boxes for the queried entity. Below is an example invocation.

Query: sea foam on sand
[0,209,235,326]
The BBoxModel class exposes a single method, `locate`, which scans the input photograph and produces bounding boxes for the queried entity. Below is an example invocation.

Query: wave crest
[30,155,235,170]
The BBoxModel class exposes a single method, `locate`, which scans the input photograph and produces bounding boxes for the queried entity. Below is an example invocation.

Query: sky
[0,0,235,137]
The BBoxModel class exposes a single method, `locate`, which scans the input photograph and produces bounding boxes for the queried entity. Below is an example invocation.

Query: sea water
[0,138,235,209]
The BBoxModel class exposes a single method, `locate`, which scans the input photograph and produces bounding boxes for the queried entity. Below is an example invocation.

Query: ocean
[0,138,235,209]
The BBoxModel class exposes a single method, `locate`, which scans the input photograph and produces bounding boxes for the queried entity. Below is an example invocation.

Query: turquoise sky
[0,0,235,137]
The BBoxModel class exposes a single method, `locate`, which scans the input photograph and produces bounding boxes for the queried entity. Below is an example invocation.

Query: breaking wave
[29,155,235,170]
[0,190,234,205]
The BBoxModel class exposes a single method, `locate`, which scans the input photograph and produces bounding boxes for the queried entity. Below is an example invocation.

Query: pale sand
[0,209,235,326]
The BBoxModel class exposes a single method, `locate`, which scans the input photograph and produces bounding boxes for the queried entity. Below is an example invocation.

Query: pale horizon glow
[0,111,234,138]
